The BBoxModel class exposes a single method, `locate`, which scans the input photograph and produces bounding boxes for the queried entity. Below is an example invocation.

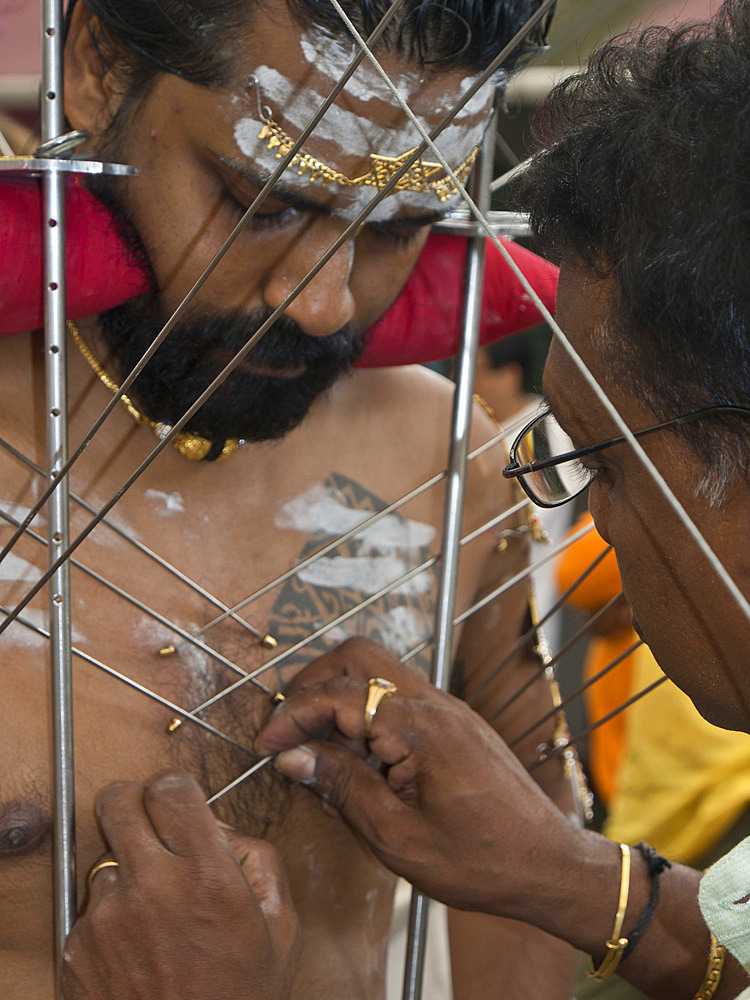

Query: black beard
[85,161,366,446]
[98,296,366,444]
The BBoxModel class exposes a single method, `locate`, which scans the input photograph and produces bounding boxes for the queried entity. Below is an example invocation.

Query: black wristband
[621,842,672,960]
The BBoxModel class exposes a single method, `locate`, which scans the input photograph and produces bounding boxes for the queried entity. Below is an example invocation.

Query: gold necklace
[68,321,242,461]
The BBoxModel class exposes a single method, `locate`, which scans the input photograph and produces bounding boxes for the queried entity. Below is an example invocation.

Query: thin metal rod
[0,437,269,642]
[402,105,496,1000]
[0,606,256,754]
[180,490,527,720]
[467,543,613,707]
[454,519,595,627]
[206,756,274,805]
[40,0,77,980]
[488,590,626,724]
[531,675,668,772]
[185,559,439,718]
[0,508,272,693]
[509,639,644,749]
[180,435,515,648]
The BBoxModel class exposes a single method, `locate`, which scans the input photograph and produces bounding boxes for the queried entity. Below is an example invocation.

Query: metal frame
[32,7,515,996]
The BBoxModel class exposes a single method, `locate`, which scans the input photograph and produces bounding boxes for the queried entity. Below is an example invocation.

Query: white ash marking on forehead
[298,28,493,117]
[232,59,489,223]
[249,65,487,161]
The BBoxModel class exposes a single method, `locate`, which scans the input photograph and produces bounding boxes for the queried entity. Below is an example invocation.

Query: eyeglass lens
[517,413,595,505]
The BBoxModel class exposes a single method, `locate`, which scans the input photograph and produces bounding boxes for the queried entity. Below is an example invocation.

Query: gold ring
[87,858,119,892]
[363,677,398,740]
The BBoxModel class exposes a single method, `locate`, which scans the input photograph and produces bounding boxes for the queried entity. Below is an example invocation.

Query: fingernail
[275,745,317,784]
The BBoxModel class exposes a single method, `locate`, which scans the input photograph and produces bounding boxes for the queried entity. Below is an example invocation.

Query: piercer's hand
[256,638,585,922]
[62,772,300,1000]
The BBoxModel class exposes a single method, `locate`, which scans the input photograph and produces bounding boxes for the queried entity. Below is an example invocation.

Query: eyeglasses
[502,404,750,508]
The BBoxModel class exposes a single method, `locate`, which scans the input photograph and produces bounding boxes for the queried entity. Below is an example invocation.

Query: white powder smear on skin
[296,553,430,596]
[144,489,185,516]
[237,67,481,163]
[0,552,39,584]
[276,483,434,599]
[275,483,435,551]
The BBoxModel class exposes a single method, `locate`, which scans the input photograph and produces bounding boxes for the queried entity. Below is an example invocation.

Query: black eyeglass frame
[502,404,750,509]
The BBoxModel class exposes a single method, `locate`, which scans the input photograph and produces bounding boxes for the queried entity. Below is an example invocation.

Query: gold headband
[250,80,479,204]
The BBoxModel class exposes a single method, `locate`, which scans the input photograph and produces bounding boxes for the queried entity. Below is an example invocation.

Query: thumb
[275,742,404,848]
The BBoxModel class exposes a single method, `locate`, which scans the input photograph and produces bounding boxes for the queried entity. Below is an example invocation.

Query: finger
[95,781,163,868]
[85,854,121,906]
[275,740,412,862]
[232,837,300,957]
[284,637,427,698]
[257,674,412,757]
[141,772,224,858]
[256,675,371,754]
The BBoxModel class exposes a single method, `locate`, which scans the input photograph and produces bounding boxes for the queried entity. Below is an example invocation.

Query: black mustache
[193,309,363,371]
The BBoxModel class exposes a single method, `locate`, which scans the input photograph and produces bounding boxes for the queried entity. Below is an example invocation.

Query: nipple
[0,800,51,857]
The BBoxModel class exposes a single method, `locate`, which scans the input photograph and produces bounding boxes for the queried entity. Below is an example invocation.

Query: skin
[257,261,750,998]
[62,774,300,1000]
[0,1,577,997]
[547,264,750,732]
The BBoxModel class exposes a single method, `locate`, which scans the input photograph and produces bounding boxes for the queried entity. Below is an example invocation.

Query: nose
[587,484,612,545]
[262,220,356,337]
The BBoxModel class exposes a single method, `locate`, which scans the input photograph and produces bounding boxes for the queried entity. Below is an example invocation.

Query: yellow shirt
[604,646,750,864]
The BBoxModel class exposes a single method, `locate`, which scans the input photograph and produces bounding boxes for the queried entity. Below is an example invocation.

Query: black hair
[483,327,548,395]
[65,0,553,101]
[514,0,750,504]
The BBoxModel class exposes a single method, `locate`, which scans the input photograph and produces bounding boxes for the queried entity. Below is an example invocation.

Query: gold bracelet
[691,934,725,1000]
[589,843,632,981]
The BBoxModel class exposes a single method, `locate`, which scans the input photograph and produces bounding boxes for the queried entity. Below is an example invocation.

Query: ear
[64,1,125,137]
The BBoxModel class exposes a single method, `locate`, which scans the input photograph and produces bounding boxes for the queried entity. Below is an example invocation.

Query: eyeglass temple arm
[502,405,750,480]
[502,436,623,479]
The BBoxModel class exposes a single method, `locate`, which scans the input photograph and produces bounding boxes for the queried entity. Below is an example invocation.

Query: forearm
[494,826,748,1000]
[448,910,576,1000]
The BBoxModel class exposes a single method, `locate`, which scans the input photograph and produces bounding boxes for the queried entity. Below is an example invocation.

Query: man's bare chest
[1,450,448,828]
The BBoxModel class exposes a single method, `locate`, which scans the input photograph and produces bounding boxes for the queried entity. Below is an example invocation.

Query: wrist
[500,828,636,951]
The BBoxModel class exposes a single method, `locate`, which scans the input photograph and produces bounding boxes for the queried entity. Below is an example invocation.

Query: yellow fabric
[604,646,750,865]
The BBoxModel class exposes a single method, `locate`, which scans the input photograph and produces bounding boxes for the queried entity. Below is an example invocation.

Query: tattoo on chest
[268,473,436,688]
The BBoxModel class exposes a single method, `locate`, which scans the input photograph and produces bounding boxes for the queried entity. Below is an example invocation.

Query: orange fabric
[556,512,639,804]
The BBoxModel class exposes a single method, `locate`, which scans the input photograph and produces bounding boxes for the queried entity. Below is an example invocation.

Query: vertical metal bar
[41,0,77,987]
[401,103,497,1000]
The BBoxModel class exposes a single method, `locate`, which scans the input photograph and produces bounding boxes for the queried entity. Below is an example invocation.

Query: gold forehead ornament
[248,77,479,204]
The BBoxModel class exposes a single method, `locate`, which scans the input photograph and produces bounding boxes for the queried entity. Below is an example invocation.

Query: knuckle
[96,780,140,817]
[147,770,199,800]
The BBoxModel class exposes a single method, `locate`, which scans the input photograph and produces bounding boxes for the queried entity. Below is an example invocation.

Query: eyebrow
[211,151,448,228]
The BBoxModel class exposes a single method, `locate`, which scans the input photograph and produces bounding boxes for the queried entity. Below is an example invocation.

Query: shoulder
[346,366,521,519]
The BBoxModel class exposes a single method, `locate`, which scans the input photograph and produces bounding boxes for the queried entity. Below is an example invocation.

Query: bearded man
[0,1,580,997]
